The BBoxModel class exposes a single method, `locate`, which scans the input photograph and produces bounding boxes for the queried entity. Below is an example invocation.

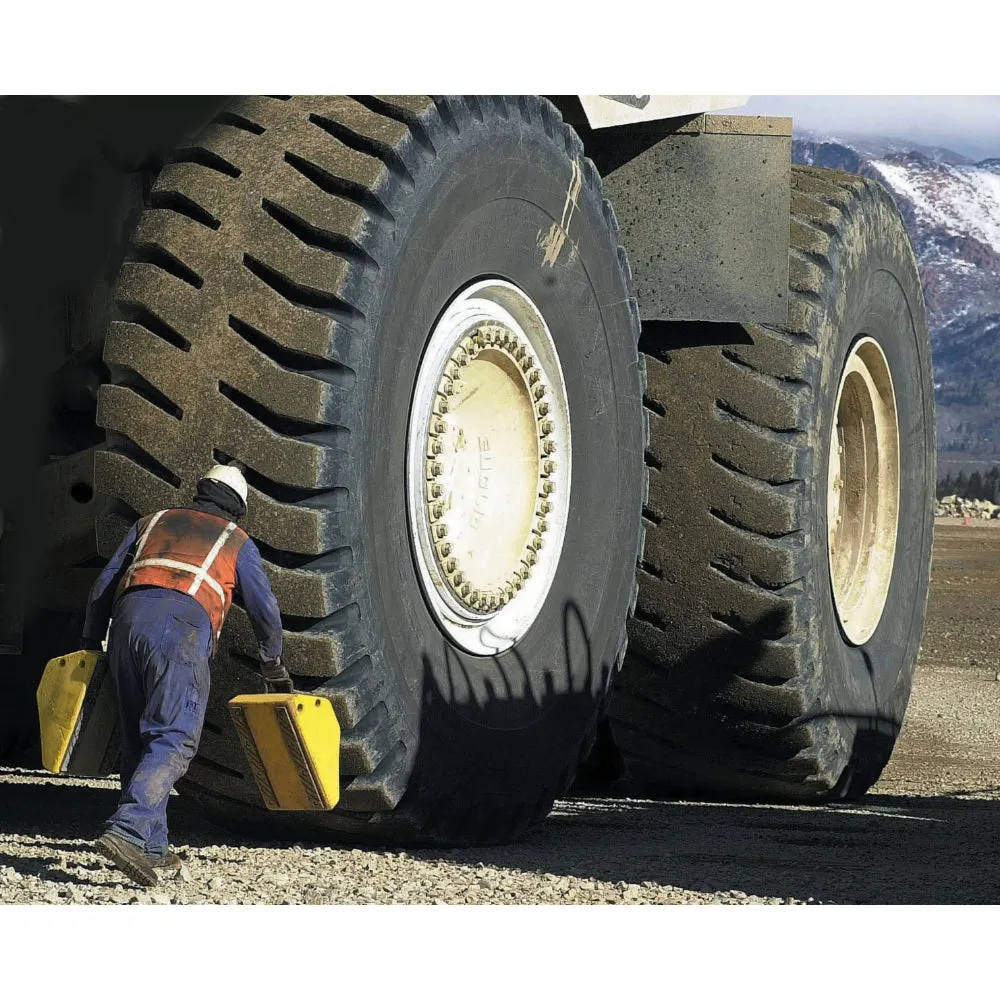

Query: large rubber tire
[95,95,644,844]
[610,165,934,800]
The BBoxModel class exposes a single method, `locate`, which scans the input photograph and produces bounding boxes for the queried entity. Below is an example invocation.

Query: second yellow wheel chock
[228,693,341,810]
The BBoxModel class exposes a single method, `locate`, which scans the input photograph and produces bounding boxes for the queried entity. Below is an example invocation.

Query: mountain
[793,132,1000,466]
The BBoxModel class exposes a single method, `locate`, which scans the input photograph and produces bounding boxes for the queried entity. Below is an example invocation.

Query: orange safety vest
[118,508,250,639]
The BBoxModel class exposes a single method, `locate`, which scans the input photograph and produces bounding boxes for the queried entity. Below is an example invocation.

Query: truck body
[0,95,935,843]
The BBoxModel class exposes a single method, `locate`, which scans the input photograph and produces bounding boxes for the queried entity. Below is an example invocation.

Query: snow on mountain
[795,129,976,167]
[868,157,1000,254]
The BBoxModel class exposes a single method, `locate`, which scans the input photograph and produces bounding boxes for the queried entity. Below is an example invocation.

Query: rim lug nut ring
[408,283,570,651]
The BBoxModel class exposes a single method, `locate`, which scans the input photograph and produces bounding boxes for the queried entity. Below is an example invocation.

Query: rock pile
[935,494,1000,519]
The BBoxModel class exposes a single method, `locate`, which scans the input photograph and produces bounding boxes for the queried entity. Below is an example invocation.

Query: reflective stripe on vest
[187,521,238,599]
[120,510,247,639]
[126,557,228,603]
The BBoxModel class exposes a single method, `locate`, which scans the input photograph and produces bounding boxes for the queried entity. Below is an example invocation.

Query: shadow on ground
[2,769,997,904]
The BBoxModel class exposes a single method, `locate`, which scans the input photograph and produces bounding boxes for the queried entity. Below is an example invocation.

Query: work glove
[261,657,293,694]
[82,638,104,653]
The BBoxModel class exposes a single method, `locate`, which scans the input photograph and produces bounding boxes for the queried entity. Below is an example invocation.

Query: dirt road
[2,518,998,904]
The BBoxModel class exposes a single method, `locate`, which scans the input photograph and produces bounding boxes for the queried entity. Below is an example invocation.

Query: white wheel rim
[406,280,572,654]
[827,336,900,645]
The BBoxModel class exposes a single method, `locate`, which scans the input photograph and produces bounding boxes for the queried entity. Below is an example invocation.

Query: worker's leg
[105,596,211,854]
[108,619,144,800]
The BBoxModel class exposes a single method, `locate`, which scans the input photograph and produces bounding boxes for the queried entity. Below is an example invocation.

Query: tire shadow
[0,770,251,850]
[409,789,1000,904]
[3,767,997,903]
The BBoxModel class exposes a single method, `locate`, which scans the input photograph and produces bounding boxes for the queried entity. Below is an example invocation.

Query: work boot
[147,852,184,873]
[95,832,158,888]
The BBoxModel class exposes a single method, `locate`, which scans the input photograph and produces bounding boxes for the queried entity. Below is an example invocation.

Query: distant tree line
[937,467,1000,502]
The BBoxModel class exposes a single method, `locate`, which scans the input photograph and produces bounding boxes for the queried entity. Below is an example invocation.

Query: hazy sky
[729,97,1000,161]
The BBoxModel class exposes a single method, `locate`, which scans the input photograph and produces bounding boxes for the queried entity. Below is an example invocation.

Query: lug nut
[435,524,448,539]
[438,542,452,557]
[543,460,556,476]
[543,439,556,455]
[444,558,457,573]
[533,384,546,401]
[541,480,555,495]
[539,500,552,515]
[537,401,550,417]
[540,419,553,436]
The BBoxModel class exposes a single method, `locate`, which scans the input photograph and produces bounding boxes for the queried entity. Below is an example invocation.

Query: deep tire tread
[613,165,919,801]
[98,96,642,845]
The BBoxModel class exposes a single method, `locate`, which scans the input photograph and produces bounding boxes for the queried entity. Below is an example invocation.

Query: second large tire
[95,95,644,844]
[610,165,935,800]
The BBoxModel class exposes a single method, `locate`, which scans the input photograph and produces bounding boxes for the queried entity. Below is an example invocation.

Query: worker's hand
[261,657,293,694]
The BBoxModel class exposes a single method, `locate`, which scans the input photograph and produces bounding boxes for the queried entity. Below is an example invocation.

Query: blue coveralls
[83,516,282,858]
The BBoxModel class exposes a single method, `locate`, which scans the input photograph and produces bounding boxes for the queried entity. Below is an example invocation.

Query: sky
[728,97,1000,162]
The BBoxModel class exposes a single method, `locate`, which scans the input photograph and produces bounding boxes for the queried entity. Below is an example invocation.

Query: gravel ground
[2,518,998,906]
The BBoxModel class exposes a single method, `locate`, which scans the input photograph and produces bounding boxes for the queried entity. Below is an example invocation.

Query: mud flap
[36,649,119,775]
[228,694,340,811]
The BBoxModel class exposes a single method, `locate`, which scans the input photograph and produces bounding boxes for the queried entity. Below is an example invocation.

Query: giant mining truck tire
[95,96,645,845]
[609,165,935,801]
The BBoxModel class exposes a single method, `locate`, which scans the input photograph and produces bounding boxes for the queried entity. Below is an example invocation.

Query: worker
[81,464,289,888]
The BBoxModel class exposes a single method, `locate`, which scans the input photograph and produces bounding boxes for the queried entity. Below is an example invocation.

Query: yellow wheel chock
[228,694,340,811]
[36,649,119,775]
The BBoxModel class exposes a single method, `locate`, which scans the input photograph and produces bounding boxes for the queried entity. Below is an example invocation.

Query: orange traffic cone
[963,516,971,526]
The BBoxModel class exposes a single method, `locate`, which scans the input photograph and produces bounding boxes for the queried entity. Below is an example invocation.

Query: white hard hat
[201,464,249,506]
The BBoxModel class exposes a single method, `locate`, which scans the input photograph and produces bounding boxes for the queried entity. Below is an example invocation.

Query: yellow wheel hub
[424,321,555,615]
[407,281,571,654]
[827,336,900,645]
